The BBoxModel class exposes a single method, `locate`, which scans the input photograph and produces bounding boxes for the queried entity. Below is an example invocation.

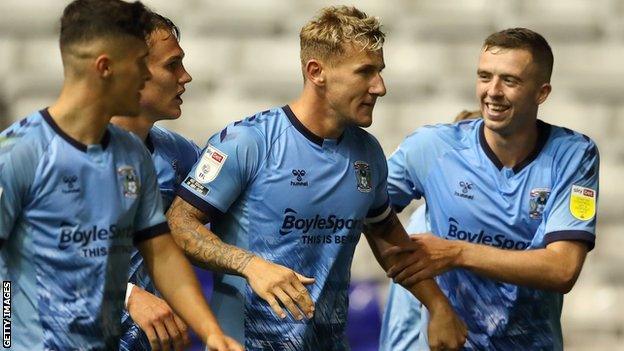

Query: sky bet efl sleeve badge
[195,144,228,183]
[354,161,372,193]
[570,185,596,221]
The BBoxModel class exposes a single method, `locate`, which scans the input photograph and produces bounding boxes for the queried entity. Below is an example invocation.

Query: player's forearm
[405,279,455,314]
[167,197,255,276]
[139,235,223,340]
[456,241,585,293]
[365,213,452,311]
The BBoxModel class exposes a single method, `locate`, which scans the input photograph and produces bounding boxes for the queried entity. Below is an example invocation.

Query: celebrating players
[108,11,209,351]
[0,1,240,350]
[383,28,598,350]
[379,110,481,351]
[167,5,466,350]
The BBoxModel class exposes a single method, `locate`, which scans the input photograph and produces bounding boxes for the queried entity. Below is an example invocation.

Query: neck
[110,114,154,141]
[483,120,539,169]
[289,86,345,139]
[47,81,111,146]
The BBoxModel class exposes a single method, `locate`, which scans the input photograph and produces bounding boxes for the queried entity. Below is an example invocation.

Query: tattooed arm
[166,196,253,274]
[167,197,315,320]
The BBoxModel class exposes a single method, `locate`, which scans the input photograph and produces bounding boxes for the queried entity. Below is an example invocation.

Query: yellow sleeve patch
[569,185,596,221]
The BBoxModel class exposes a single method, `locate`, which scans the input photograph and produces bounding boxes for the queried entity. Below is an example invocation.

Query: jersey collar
[479,119,551,174]
[145,132,155,154]
[282,105,344,146]
[41,108,111,152]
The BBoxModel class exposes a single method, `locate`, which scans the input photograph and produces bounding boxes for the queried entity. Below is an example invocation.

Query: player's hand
[427,301,468,351]
[205,333,244,351]
[126,284,191,351]
[242,256,315,320]
[383,234,462,286]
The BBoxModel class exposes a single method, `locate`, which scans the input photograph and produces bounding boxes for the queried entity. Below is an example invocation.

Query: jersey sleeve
[133,151,169,244]
[365,136,391,224]
[175,135,203,184]
[387,131,428,212]
[0,137,38,242]
[541,140,599,250]
[177,133,203,168]
[177,123,265,216]
[191,140,203,161]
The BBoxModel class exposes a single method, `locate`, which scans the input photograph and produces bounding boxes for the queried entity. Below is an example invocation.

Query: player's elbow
[553,268,580,294]
[554,280,574,294]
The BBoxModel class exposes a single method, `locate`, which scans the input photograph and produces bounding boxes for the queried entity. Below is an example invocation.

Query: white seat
[182,37,239,85]
[186,0,296,37]
[0,1,66,36]
[539,95,612,142]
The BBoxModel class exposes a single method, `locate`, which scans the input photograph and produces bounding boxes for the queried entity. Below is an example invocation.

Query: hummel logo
[62,175,80,194]
[291,169,308,187]
[454,181,474,200]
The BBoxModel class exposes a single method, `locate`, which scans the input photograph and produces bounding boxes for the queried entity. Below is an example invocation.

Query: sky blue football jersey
[0,109,169,350]
[177,106,391,350]
[120,125,201,351]
[387,118,599,350]
[379,204,427,351]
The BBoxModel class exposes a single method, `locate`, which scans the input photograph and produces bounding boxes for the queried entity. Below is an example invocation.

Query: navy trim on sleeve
[176,186,225,221]
[367,198,390,218]
[544,230,595,251]
[391,203,406,214]
[133,222,170,245]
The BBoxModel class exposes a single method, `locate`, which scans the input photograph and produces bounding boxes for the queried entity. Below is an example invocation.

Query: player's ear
[304,59,325,87]
[95,54,113,79]
[535,82,551,105]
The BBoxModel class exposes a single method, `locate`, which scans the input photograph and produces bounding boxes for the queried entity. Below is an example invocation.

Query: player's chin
[483,115,512,134]
[351,119,372,129]
[356,111,374,127]
[168,109,183,120]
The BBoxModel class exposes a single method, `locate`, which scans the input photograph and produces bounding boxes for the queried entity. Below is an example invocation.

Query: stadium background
[0,0,623,349]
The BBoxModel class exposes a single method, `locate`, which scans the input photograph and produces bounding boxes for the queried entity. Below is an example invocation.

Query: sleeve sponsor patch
[570,185,596,221]
[184,177,209,196]
[194,144,228,183]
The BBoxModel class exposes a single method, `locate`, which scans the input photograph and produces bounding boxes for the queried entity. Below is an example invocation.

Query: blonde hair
[300,6,385,67]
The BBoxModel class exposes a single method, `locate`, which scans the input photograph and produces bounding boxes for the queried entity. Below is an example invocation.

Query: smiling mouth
[485,102,510,113]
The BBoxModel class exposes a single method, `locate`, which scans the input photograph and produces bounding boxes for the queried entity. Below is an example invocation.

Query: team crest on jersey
[570,185,596,221]
[118,166,140,198]
[195,144,228,183]
[529,187,550,219]
[353,161,372,193]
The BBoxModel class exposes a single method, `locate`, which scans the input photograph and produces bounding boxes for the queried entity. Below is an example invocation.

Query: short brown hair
[483,28,554,82]
[60,0,153,51]
[146,11,180,47]
[299,6,385,66]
